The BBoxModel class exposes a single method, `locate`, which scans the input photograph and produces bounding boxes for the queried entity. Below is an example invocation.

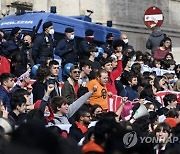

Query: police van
[0,11,121,45]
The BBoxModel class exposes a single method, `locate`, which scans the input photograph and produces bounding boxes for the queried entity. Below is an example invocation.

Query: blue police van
[0,12,121,80]
[0,11,121,45]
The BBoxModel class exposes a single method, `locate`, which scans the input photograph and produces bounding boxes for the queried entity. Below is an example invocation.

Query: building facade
[0,0,180,62]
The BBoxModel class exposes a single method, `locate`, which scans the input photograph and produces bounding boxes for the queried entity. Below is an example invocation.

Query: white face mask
[94,52,99,57]
[123,38,128,44]
[131,56,136,62]
[70,34,74,40]
[49,29,54,35]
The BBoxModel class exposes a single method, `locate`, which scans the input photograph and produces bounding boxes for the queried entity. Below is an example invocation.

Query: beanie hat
[106,33,113,39]
[85,29,94,36]
[11,27,21,36]
[43,21,53,31]
[65,27,74,33]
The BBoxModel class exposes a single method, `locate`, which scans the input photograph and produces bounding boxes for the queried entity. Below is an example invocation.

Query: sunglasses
[72,71,80,74]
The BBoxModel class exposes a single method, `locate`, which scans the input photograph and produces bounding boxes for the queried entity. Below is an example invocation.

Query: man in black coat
[79,29,97,61]
[101,33,114,57]
[32,21,54,64]
[55,27,78,67]
[69,109,92,142]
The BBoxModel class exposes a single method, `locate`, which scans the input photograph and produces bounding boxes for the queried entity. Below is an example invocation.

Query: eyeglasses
[72,71,80,74]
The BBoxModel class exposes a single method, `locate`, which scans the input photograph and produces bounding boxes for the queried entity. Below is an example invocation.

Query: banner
[108,95,122,112]
[108,95,136,113]
[156,90,180,106]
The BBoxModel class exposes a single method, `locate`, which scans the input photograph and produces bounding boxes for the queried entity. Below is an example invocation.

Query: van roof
[0,12,121,42]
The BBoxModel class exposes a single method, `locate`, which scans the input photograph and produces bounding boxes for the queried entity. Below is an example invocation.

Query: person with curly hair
[32,66,51,103]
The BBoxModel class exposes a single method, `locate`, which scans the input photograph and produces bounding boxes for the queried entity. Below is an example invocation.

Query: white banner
[144,14,163,22]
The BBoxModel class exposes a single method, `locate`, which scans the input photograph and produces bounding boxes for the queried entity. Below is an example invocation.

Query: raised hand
[92,85,98,93]
[46,84,55,96]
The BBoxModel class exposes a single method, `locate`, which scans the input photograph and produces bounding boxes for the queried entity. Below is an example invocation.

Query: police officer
[55,27,78,67]
[2,27,23,58]
[32,21,54,64]
[79,29,96,61]
[101,33,114,57]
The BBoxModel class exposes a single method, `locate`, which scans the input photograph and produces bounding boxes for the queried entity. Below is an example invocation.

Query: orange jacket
[86,79,108,110]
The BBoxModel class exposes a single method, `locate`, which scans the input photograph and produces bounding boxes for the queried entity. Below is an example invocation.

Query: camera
[46,78,56,85]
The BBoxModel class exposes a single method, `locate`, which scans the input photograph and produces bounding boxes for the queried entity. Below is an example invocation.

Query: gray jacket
[146,26,166,54]
[51,91,92,124]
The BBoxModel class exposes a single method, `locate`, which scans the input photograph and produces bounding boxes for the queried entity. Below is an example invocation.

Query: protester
[0,73,14,111]
[61,65,81,104]
[0,20,179,154]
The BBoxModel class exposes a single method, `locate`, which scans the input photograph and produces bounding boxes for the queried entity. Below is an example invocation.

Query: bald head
[23,35,32,47]
[24,35,32,43]
[121,34,128,44]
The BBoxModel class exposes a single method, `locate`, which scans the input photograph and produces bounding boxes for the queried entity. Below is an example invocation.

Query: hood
[151,27,164,37]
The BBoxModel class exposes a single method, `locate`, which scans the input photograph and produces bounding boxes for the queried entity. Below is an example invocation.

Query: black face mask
[86,37,94,43]
[24,42,29,46]
[23,42,30,49]
[107,39,113,45]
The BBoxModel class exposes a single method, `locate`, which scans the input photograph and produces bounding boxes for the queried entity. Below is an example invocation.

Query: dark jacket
[61,78,77,104]
[2,38,22,58]
[123,43,134,53]
[100,43,114,57]
[120,86,139,101]
[69,122,87,142]
[79,40,96,60]
[32,33,54,64]
[32,81,46,103]
[22,46,34,67]
[8,111,26,125]
[0,86,11,112]
[55,37,78,66]
[146,26,166,54]
[10,85,21,94]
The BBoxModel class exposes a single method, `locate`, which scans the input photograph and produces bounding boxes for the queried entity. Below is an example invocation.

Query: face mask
[86,37,94,43]
[94,52,99,57]
[49,29,54,35]
[131,56,136,62]
[123,38,128,44]
[107,39,113,45]
[23,42,29,47]
[70,34,74,40]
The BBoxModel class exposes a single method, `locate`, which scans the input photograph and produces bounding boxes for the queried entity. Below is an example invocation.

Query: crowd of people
[0,20,180,154]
